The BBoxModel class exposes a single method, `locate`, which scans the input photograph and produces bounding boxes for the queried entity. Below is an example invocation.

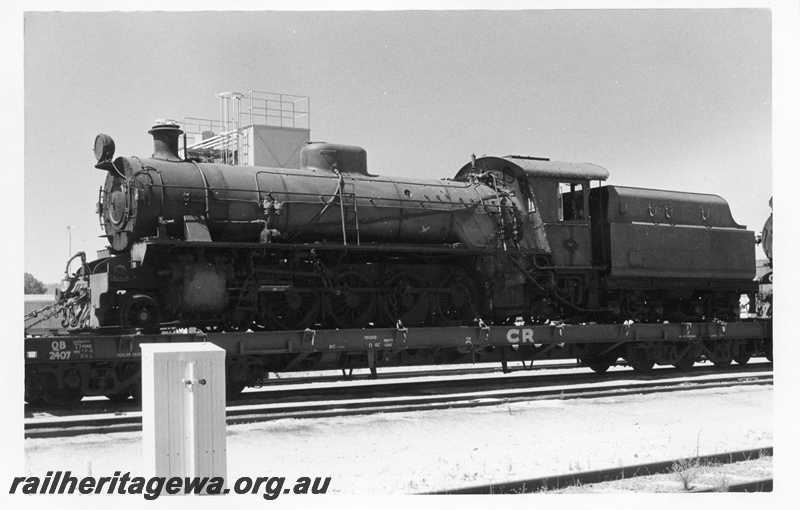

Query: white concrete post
[142,342,227,492]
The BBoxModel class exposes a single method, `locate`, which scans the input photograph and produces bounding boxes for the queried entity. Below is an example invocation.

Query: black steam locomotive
[56,121,757,333]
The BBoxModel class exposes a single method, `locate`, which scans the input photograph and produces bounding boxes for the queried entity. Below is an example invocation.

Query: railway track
[230,361,773,405]
[25,366,772,439]
[427,447,773,493]
[25,360,772,416]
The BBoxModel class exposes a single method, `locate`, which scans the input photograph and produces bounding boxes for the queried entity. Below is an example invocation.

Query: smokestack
[149,120,183,161]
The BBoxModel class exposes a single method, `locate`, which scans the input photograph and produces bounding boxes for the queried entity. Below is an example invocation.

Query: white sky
[20,6,775,283]
[3,1,799,508]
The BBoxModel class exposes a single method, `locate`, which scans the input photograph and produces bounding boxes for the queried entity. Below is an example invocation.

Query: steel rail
[426,447,773,494]
[693,478,773,493]
[25,372,772,439]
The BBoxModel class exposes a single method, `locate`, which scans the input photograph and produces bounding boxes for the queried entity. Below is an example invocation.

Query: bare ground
[24,384,772,495]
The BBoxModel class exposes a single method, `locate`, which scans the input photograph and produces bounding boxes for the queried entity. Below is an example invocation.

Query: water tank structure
[181,91,310,169]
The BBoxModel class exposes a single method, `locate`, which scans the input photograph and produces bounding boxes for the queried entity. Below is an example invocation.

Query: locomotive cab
[527,176,593,267]
[457,155,610,267]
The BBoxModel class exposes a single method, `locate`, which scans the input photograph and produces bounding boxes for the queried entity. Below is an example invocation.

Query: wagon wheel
[587,363,610,374]
[582,355,617,373]
[673,353,696,371]
[226,363,248,399]
[262,284,321,330]
[129,377,143,402]
[704,340,732,368]
[24,394,46,406]
[42,371,84,407]
[113,362,140,402]
[323,271,378,328]
[120,294,160,329]
[432,269,478,325]
[712,353,732,368]
[624,344,655,373]
[381,271,430,327]
[732,341,751,365]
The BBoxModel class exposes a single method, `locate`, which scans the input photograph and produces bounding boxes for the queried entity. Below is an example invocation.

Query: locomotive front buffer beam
[24,320,771,406]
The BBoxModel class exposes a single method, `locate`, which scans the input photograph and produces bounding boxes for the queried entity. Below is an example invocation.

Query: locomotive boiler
[58,121,757,334]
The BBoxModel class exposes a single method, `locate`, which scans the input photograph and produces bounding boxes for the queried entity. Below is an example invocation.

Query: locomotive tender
[61,121,756,333]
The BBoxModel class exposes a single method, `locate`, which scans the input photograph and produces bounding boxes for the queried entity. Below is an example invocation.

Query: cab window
[558,182,585,221]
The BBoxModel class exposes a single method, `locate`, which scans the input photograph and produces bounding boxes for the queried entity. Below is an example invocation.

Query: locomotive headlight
[94,133,116,163]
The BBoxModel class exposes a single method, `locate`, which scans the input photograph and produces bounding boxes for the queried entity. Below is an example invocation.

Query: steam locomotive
[56,121,757,334]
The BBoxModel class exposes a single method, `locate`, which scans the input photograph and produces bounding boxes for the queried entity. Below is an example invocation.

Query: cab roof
[455,155,609,182]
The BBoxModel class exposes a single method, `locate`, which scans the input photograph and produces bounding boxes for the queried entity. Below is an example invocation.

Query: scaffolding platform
[180,91,310,168]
